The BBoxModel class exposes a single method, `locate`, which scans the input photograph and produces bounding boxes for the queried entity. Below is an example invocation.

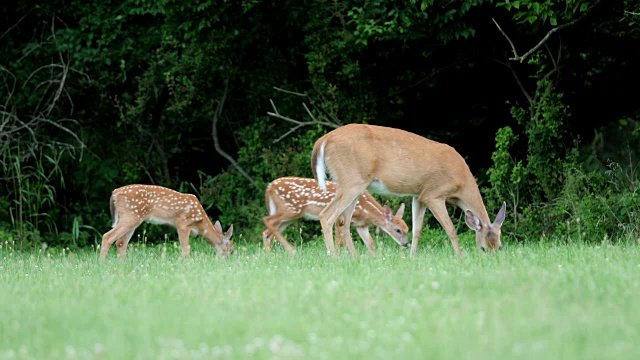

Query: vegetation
[1,1,638,247]
[2,3,638,357]
[1,239,639,359]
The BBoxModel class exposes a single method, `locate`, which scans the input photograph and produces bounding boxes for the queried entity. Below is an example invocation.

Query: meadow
[1,231,639,360]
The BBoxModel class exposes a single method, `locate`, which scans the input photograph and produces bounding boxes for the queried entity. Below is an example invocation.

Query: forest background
[1,0,638,249]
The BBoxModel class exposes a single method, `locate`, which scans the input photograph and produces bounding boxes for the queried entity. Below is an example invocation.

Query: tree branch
[0,6,38,41]
[489,56,533,106]
[267,87,341,143]
[0,14,86,171]
[271,86,308,97]
[541,41,562,84]
[492,1,601,63]
[510,62,533,106]
[492,18,520,61]
[211,79,257,187]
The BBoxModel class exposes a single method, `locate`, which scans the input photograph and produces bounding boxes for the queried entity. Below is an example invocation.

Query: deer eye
[395,229,402,234]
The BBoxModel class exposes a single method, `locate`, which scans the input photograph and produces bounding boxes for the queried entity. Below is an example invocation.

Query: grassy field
[1,232,639,359]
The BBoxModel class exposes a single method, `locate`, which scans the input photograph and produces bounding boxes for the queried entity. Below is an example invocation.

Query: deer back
[111,185,208,227]
[313,124,488,219]
[266,177,406,231]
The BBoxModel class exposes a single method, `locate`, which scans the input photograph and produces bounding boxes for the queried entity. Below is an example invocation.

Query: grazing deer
[262,176,408,255]
[311,123,506,258]
[100,184,233,259]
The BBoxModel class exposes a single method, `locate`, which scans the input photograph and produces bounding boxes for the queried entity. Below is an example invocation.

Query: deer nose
[402,242,409,249]
[480,246,486,253]
[498,245,502,250]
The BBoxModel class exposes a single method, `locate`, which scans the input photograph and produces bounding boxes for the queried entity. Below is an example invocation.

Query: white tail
[311,124,506,258]
[100,184,233,259]
[262,176,408,255]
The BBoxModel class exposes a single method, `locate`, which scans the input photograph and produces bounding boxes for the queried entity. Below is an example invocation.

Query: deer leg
[273,228,296,255]
[425,199,462,257]
[177,227,192,258]
[262,229,278,252]
[335,215,347,249]
[262,215,278,252]
[116,230,135,258]
[262,229,273,251]
[263,215,297,255]
[410,197,428,258]
[319,187,366,258]
[356,226,376,255]
[100,224,137,260]
[339,198,359,258]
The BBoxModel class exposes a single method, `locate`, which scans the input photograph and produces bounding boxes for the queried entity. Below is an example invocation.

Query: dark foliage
[1,0,638,247]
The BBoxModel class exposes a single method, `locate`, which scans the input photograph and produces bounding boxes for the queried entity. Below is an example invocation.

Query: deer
[100,184,233,260]
[262,176,409,255]
[311,123,506,258]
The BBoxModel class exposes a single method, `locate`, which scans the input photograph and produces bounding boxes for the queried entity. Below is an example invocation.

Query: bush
[502,150,639,243]
[486,60,639,243]
[198,119,328,243]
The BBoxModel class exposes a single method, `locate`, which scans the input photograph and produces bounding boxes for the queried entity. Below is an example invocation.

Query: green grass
[0,234,639,359]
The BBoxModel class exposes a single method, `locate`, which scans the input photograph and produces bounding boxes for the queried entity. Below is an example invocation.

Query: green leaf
[532,2,540,13]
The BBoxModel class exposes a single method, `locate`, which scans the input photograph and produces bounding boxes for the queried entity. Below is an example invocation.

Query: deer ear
[214,220,223,233]
[493,202,506,228]
[465,210,482,231]
[395,203,405,219]
[382,206,392,223]
[225,224,233,239]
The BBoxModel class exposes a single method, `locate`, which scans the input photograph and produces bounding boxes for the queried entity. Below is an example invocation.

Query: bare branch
[492,18,519,60]
[489,57,533,106]
[541,41,562,84]
[0,15,85,171]
[0,6,38,41]
[492,3,602,112]
[509,62,533,106]
[302,103,317,121]
[45,15,69,118]
[272,86,308,97]
[22,64,59,89]
[40,118,84,149]
[492,1,601,63]
[0,66,17,108]
[211,79,257,187]
[272,124,307,143]
[543,42,557,71]
[16,41,48,63]
[291,88,343,125]
[267,87,342,143]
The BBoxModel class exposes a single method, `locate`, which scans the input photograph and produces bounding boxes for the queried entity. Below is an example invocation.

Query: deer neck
[458,187,491,226]
[200,219,222,245]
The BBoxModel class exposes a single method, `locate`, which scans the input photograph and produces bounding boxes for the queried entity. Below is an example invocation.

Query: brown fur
[100,184,233,259]
[311,124,506,258]
[311,146,320,182]
[262,176,408,255]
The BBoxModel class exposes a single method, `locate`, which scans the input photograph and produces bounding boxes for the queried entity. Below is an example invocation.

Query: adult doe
[311,124,506,258]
